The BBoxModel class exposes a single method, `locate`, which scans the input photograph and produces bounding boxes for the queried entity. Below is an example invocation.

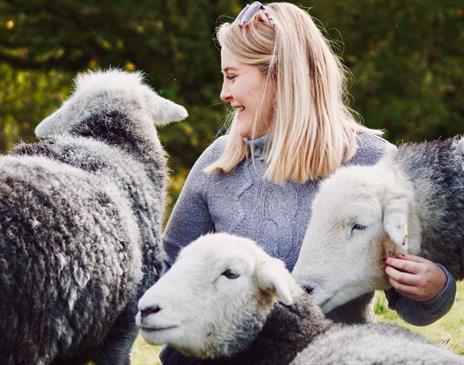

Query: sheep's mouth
[140,325,178,333]
[314,295,332,312]
[318,297,330,309]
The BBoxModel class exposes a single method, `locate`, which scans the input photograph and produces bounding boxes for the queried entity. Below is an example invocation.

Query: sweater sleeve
[385,264,456,326]
[162,137,226,267]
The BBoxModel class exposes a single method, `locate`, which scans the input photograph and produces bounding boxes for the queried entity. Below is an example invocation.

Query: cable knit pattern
[163,133,394,271]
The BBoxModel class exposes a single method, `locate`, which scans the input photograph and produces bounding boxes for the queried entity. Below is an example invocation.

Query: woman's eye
[221,269,240,279]
[351,224,367,234]
[226,75,237,81]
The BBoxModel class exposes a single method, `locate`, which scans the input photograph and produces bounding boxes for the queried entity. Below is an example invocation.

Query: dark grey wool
[394,137,464,279]
[203,293,332,365]
[0,70,186,365]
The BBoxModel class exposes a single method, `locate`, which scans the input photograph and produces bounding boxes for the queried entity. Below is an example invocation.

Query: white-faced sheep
[0,70,187,365]
[293,137,464,313]
[136,233,464,365]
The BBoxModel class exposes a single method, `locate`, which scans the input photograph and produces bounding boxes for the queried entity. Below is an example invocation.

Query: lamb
[293,137,464,313]
[136,233,464,365]
[0,69,187,365]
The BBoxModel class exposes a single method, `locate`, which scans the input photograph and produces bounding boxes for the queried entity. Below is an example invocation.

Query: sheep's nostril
[141,305,161,318]
[304,286,314,295]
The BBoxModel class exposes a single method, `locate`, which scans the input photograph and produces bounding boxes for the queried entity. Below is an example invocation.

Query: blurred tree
[0,63,70,151]
[310,0,464,143]
[1,0,463,208]
[0,0,242,163]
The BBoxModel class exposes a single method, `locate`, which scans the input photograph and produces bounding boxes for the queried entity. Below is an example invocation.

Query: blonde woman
[160,2,455,364]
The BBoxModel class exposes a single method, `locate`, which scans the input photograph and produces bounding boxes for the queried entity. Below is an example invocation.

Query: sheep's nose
[304,286,314,295]
[140,305,161,319]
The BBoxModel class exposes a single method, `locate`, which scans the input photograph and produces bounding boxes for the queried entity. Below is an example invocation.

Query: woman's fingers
[384,255,447,302]
[385,265,419,286]
[384,256,421,274]
[398,254,430,264]
[387,277,422,301]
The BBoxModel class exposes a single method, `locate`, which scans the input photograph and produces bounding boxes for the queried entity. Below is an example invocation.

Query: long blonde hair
[206,2,381,183]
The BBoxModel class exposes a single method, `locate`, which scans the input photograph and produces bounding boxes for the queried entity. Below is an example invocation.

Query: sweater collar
[243,135,269,160]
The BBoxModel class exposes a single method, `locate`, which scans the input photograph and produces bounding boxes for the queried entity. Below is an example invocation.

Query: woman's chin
[235,116,268,139]
[236,121,251,139]
[239,128,262,140]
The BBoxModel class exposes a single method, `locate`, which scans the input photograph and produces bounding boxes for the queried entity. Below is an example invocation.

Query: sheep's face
[136,233,299,358]
[293,164,412,313]
[35,69,188,138]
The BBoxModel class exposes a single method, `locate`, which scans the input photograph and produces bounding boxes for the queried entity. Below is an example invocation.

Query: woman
[160,2,456,364]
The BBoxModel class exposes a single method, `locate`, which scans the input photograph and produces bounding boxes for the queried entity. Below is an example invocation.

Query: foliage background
[1,0,463,362]
[1,0,463,207]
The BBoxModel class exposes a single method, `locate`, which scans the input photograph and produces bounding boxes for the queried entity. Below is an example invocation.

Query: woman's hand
[383,254,447,302]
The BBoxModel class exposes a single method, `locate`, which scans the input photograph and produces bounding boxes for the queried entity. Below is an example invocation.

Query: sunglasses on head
[236,1,276,29]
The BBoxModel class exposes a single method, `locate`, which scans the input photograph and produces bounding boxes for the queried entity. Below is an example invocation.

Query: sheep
[292,137,464,314]
[136,233,464,365]
[0,69,188,365]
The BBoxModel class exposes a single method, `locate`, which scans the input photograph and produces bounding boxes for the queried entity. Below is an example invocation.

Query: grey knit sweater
[163,133,455,324]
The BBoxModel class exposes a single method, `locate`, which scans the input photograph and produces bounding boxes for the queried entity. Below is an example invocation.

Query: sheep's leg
[94,303,138,365]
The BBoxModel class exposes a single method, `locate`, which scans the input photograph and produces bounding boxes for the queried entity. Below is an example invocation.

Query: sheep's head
[35,69,188,138]
[293,163,418,313]
[136,233,301,359]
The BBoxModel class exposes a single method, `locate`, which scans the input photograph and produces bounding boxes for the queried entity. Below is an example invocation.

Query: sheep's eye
[222,269,240,279]
[351,224,367,234]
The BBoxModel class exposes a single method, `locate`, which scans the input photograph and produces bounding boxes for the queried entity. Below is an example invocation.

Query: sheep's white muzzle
[135,309,181,345]
[317,294,336,313]
[307,287,333,313]
[294,276,334,312]
[139,325,178,332]
[135,310,180,330]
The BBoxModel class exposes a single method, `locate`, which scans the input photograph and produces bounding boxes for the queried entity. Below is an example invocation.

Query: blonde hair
[206,2,381,183]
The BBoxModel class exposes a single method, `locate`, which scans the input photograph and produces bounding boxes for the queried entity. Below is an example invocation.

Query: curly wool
[295,322,464,365]
[0,155,143,364]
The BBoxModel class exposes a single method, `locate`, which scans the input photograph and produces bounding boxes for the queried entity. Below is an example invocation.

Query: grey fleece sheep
[136,233,464,365]
[0,70,187,365]
[293,137,464,314]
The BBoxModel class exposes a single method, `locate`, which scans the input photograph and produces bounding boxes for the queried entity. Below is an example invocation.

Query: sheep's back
[14,134,165,290]
[0,155,142,363]
[293,323,464,365]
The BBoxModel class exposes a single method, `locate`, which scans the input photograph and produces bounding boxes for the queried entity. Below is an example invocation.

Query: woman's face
[220,48,274,139]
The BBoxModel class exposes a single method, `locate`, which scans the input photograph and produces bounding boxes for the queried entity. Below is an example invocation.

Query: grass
[374,281,464,355]
[130,283,464,364]
[131,335,161,365]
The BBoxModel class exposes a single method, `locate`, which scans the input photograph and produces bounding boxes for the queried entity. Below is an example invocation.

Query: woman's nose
[220,83,232,102]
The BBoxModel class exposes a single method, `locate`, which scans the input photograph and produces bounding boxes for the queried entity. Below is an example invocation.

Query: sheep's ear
[256,258,294,305]
[382,197,409,255]
[144,88,188,126]
[35,106,67,138]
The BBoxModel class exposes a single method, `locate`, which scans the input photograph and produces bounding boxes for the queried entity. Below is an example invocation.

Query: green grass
[131,335,161,365]
[374,281,464,355]
[130,283,464,364]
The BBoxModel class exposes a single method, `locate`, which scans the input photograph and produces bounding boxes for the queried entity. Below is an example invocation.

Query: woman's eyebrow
[221,67,238,73]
